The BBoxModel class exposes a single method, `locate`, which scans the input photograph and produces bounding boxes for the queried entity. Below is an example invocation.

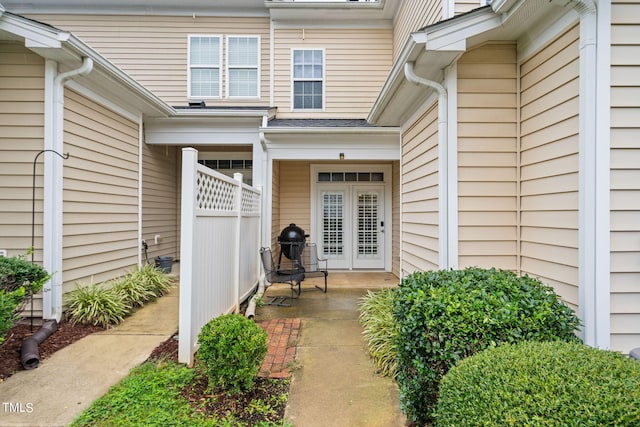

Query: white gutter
[574,0,609,349]
[43,57,93,321]
[404,62,451,269]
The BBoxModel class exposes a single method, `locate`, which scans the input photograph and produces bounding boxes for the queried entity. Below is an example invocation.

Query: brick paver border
[257,318,301,379]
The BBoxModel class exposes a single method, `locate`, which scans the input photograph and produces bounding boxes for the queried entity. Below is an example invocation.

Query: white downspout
[43,57,93,321]
[247,118,269,319]
[574,0,608,349]
[404,62,451,269]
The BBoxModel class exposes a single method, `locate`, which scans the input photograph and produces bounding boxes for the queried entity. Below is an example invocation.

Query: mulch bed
[0,321,106,382]
[1,313,299,425]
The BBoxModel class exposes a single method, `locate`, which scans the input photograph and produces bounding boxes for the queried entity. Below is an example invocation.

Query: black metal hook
[30,150,69,329]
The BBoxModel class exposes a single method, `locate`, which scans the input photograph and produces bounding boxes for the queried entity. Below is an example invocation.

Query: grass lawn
[70,359,290,427]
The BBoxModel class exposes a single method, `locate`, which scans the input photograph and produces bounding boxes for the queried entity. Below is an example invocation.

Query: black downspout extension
[21,320,58,369]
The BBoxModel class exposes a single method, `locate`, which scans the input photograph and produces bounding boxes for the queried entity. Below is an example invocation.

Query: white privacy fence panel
[179,148,261,365]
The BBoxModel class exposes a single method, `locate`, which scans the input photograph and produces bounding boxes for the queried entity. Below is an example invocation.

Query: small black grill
[277,223,308,267]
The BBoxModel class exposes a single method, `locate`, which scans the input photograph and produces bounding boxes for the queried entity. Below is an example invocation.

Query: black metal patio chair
[260,247,305,306]
[300,243,328,293]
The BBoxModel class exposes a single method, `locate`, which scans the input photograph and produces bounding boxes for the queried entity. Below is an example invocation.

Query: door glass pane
[357,192,379,257]
[322,192,344,258]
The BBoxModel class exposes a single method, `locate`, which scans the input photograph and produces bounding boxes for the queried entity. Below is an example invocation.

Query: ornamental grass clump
[435,341,640,426]
[66,282,128,327]
[393,267,581,426]
[197,314,268,394]
[133,264,174,299]
[358,288,398,378]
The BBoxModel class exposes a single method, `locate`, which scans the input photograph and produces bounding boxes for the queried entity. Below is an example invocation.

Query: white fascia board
[1,12,174,117]
[421,8,502,52]
[367,37,422,124]
[262,126,400,135]
[174,108,277,119]
[63,35,174,117]
[0,12,68,48]
[369,7,498,126]
[491,0,519,14]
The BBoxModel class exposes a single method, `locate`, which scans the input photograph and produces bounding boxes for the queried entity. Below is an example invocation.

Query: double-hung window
[227,36,260,98]
[292,49,324,110]
[189,35,221,98]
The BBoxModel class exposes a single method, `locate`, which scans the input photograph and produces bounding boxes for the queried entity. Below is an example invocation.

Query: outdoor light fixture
[339,152,345,160]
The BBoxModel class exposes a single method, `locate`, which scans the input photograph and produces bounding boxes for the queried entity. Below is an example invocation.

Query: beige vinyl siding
[62,90,139,291]
[141,144,179,262]
[392,0,442,63]
[273,28,392,118]
[277,161,311,238]
[610,2,640,353]
[0,43,45,260]
[457,43,518,270]
[271,160,281,249]
[27,15,270,106]
[392,160,400,276]
[401,103,440,274]
[454,0,483,16]
[519,26,579,310]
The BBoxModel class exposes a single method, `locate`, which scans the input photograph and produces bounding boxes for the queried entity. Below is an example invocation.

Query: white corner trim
[594,0,611,350]
[576,0,606,348]
[137,115,144,267]
[445,63,458,270]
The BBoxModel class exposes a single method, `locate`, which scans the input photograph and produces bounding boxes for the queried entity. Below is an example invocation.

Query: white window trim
[291,48,325,112]
[188,34,222,100]
[226,35,261,99]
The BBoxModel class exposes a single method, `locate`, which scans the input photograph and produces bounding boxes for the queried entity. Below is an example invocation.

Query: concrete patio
[255,272,406,427]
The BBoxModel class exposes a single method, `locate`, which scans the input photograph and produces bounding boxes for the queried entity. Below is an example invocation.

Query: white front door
[317,184,385,269]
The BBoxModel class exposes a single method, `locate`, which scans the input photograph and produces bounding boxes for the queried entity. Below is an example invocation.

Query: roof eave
[368,6,500,126]
[1,11,174,117]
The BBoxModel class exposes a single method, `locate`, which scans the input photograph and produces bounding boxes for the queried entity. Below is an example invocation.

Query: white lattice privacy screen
[180,148,262,366]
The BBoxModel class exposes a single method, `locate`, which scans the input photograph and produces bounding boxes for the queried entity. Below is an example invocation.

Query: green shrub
[197,314,268,394]
[0,251,50,295]
[0,252,50,343]
[393,267,581,426]
[358,288,398,378]
[66,283,128,327]
[435,341,640,426]
[0,287,25,345]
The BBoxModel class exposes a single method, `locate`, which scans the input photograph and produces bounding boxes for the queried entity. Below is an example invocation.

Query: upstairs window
[227,36,260,98]
[189,35,221,98]
[292,49,324,110]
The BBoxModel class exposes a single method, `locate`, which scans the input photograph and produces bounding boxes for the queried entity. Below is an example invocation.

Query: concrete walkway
[0,272,405,427]
[0,286,180,427]
[256,273,406,427]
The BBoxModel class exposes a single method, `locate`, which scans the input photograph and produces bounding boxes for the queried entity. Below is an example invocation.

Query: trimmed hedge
[435,341,640,426]
[393,268,581,425]
[197,314,268,394]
